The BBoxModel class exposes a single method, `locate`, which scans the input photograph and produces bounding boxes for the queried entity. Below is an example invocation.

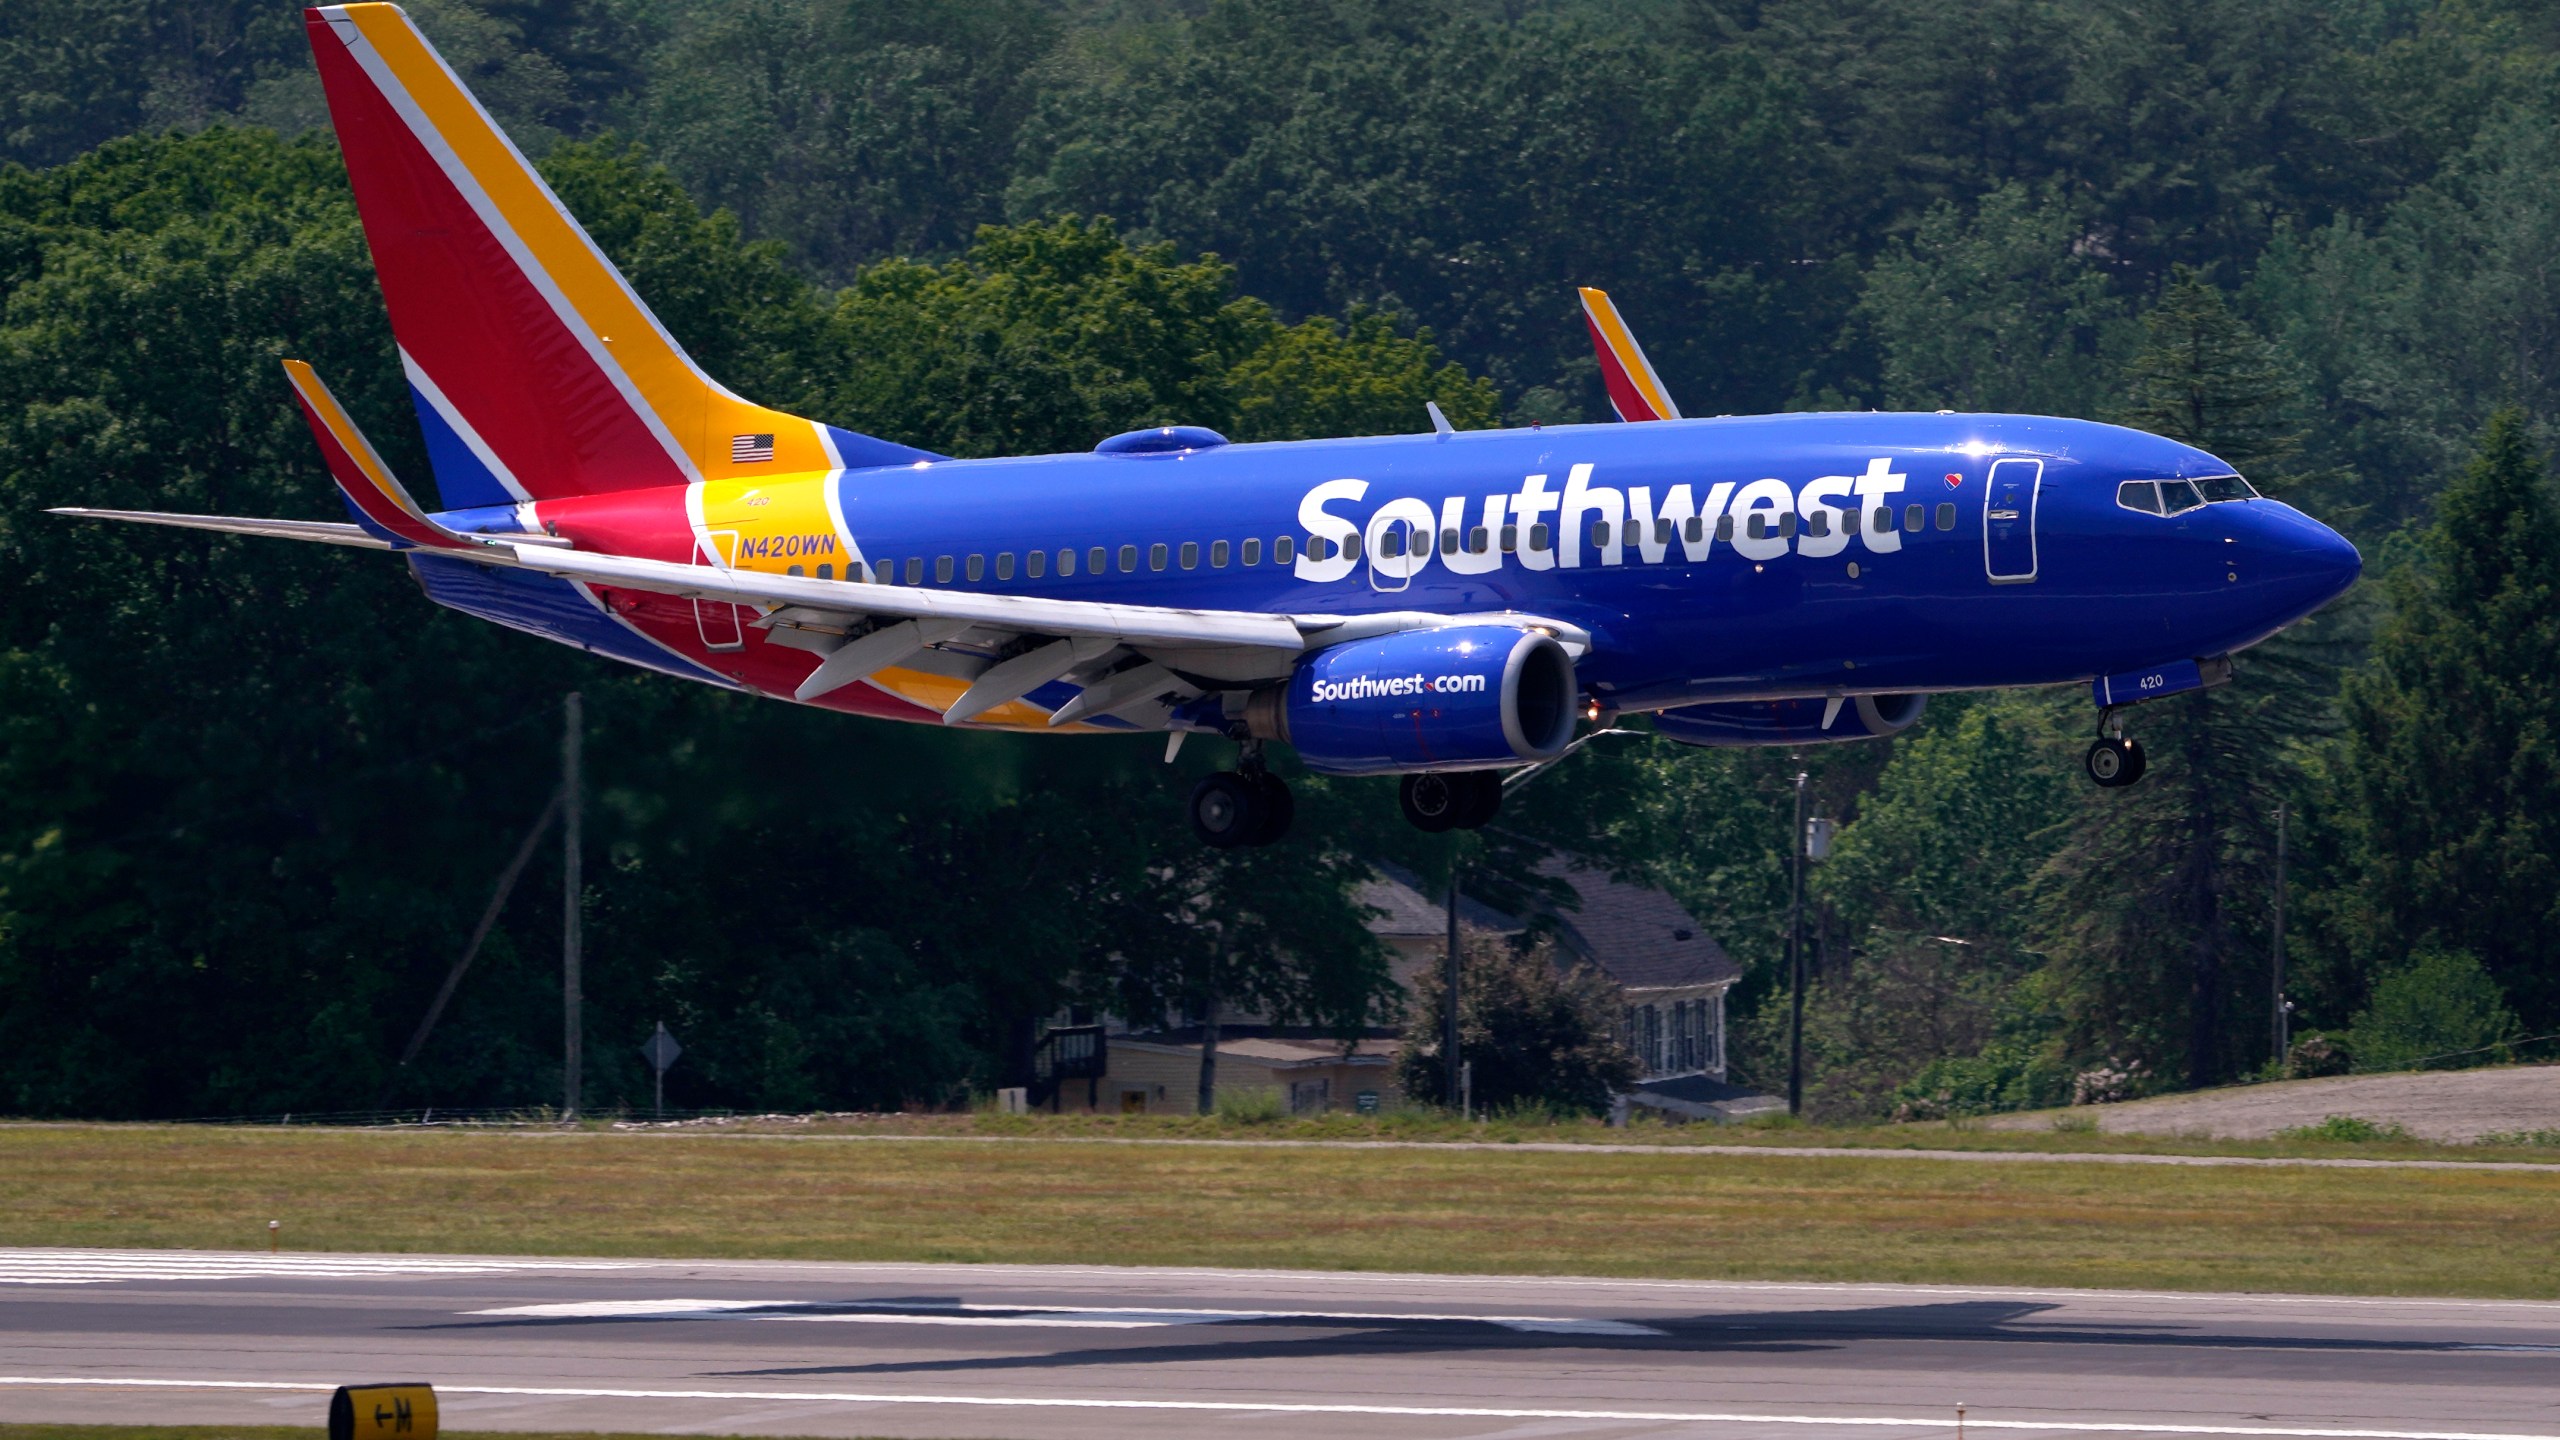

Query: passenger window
[1343,534,1362,561]
[1274,536,1294,564]
[905,557,922,584]
[1088,546,1106,575]
[1470,526,1490,553]
[1242,537,1262,566]
[816,563,832,580]
[995,553,1014,580]
[1120,544,1139,572]
[1655,518,1673,545]
[1027,549,1047,578]
[966,554,985,581]
[1591,521,1611,547]
[936,556,955,583]
[1905,503,1925,532]
[2160,480,2205,515]
[1871,507,1891,533]
[1717,515,1735,541]
[2117,481,2163,514]
[1500,524,1518,552]
[1747,515,1766,540]
[1684,516,1703,543]
[1527,524,1549,552]
[1936,502,1956,530]
[1808,511,1830,538]
[1779,512,1797,538]
[1381,529,1405,558]
[1179,541,1198,570]
[787,564,804,577]
[1210,539,1229,568]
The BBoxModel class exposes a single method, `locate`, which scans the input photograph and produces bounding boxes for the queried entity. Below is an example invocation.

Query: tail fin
[302,4,936,510]
[1578,286,1681,422]
[282,358,478,550]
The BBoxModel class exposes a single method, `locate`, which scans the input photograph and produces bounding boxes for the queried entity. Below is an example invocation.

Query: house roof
[1357,861,1523,937]
[1532,853,1739,991]
[1360,854,1738,993]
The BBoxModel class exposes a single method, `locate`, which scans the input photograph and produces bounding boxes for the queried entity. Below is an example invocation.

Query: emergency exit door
[1982,459,2042,584]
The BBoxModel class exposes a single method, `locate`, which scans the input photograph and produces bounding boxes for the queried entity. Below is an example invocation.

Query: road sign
[642,1022,682,1072]
[641,1022,681,1117]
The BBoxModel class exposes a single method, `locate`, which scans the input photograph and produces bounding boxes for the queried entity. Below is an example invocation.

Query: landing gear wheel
[1399,773,1465,833]
[2085,737,2147,788]
[1190,772,1262,848]
[1249,772,1295,846]
[1450,770,1503,830]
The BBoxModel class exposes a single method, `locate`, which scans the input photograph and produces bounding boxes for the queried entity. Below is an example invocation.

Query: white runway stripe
[466,1297,1663,1335]
[0,1248,640,1285]
[0,1377,2553,1440]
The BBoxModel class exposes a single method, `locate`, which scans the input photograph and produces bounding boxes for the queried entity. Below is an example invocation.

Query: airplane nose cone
[2246,503,2362,620]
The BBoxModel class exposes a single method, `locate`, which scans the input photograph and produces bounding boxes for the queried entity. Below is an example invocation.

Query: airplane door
[1367,515,1422,592]
[1983,459,2042,584]
[694,529,747,650]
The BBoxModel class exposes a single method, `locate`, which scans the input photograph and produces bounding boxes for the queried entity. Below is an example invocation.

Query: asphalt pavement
[0,1247,2553,1440]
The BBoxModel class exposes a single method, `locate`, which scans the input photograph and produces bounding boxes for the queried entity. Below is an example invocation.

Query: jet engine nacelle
[1247,625,1578,775]
[1652,693,1928,748]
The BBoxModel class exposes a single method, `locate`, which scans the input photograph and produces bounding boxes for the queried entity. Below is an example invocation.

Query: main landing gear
[1189,746,1295,849]
[2085,709,2148,788]
[1398,770,1503,833]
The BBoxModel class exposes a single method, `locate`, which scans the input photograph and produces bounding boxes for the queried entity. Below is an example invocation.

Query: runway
[0,1248,2554,1440]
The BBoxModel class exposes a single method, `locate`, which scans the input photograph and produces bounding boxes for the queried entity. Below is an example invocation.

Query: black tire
[1399,772,1462,833]
[2085,738,2147,788]
[1189,772,1262,848]
[1452,770,1504,830]
[2115,737,2147,786]
[1249,773,1295,846]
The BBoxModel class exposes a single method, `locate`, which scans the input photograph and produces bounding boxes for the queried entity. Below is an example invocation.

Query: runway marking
[2,1376,2555,1440]
[0,1249,641,1286]
[465,1297,1665,1335]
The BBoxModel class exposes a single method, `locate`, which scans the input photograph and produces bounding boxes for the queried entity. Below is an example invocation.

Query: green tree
[1858,183,2123,416]
[2029,277,2333,1087]
[1394,929,1637,1116]
[2349,949,2520,1072]
[2326,409,2560,1026]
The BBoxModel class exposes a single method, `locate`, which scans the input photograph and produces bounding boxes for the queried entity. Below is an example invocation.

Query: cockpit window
[2194,474,2257,502]
[2116,480,2163,514]
[2159,480,2205,515]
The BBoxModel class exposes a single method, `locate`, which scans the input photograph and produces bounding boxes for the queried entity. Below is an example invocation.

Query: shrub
[1395,930,1639,1117]
[2475,1129,2560,1148]
[2285,1032,2353,1078]
[2350,950,2519,1072]
[1211,1086,1289,1124]
[1889,1040,2073,1120]
[2071,1058,2151,1106]
[2278,1114,2415,1143]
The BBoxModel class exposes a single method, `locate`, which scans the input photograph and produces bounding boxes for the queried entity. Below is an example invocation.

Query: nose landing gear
[2085,708,2148,788]
[1398,770,1504,832]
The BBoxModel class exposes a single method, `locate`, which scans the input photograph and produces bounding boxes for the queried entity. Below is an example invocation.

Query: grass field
[3,1123,2556,1299]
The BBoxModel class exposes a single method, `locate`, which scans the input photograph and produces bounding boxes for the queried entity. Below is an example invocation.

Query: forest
[4,0,2559,1120]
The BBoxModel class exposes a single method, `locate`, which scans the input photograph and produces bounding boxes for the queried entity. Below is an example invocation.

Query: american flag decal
[731,433,776,464]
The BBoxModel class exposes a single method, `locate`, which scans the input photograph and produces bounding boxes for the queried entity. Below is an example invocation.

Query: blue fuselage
[815,411,2360,712]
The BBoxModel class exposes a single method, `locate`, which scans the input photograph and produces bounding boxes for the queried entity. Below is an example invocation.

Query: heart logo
[1944,472,1963,488]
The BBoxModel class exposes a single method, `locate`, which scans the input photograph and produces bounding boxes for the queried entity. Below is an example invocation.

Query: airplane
[53,4,2362,849]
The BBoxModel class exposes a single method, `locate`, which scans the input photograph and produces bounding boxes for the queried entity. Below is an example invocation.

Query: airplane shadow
[416,1296,2517,1380]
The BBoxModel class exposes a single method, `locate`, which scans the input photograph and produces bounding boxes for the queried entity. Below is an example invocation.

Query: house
[1034,851,1756,1117]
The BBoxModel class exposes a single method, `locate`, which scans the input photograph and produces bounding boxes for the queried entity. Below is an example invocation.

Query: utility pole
[1787,767,1808,1117]
[1444,866,1462,1113]
[562,692,583,1119]
[2272,801,2289,1068]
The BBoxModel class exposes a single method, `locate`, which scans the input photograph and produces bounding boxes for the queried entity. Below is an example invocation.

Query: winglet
[1578,287,1681,423]
[281,359,477,550]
